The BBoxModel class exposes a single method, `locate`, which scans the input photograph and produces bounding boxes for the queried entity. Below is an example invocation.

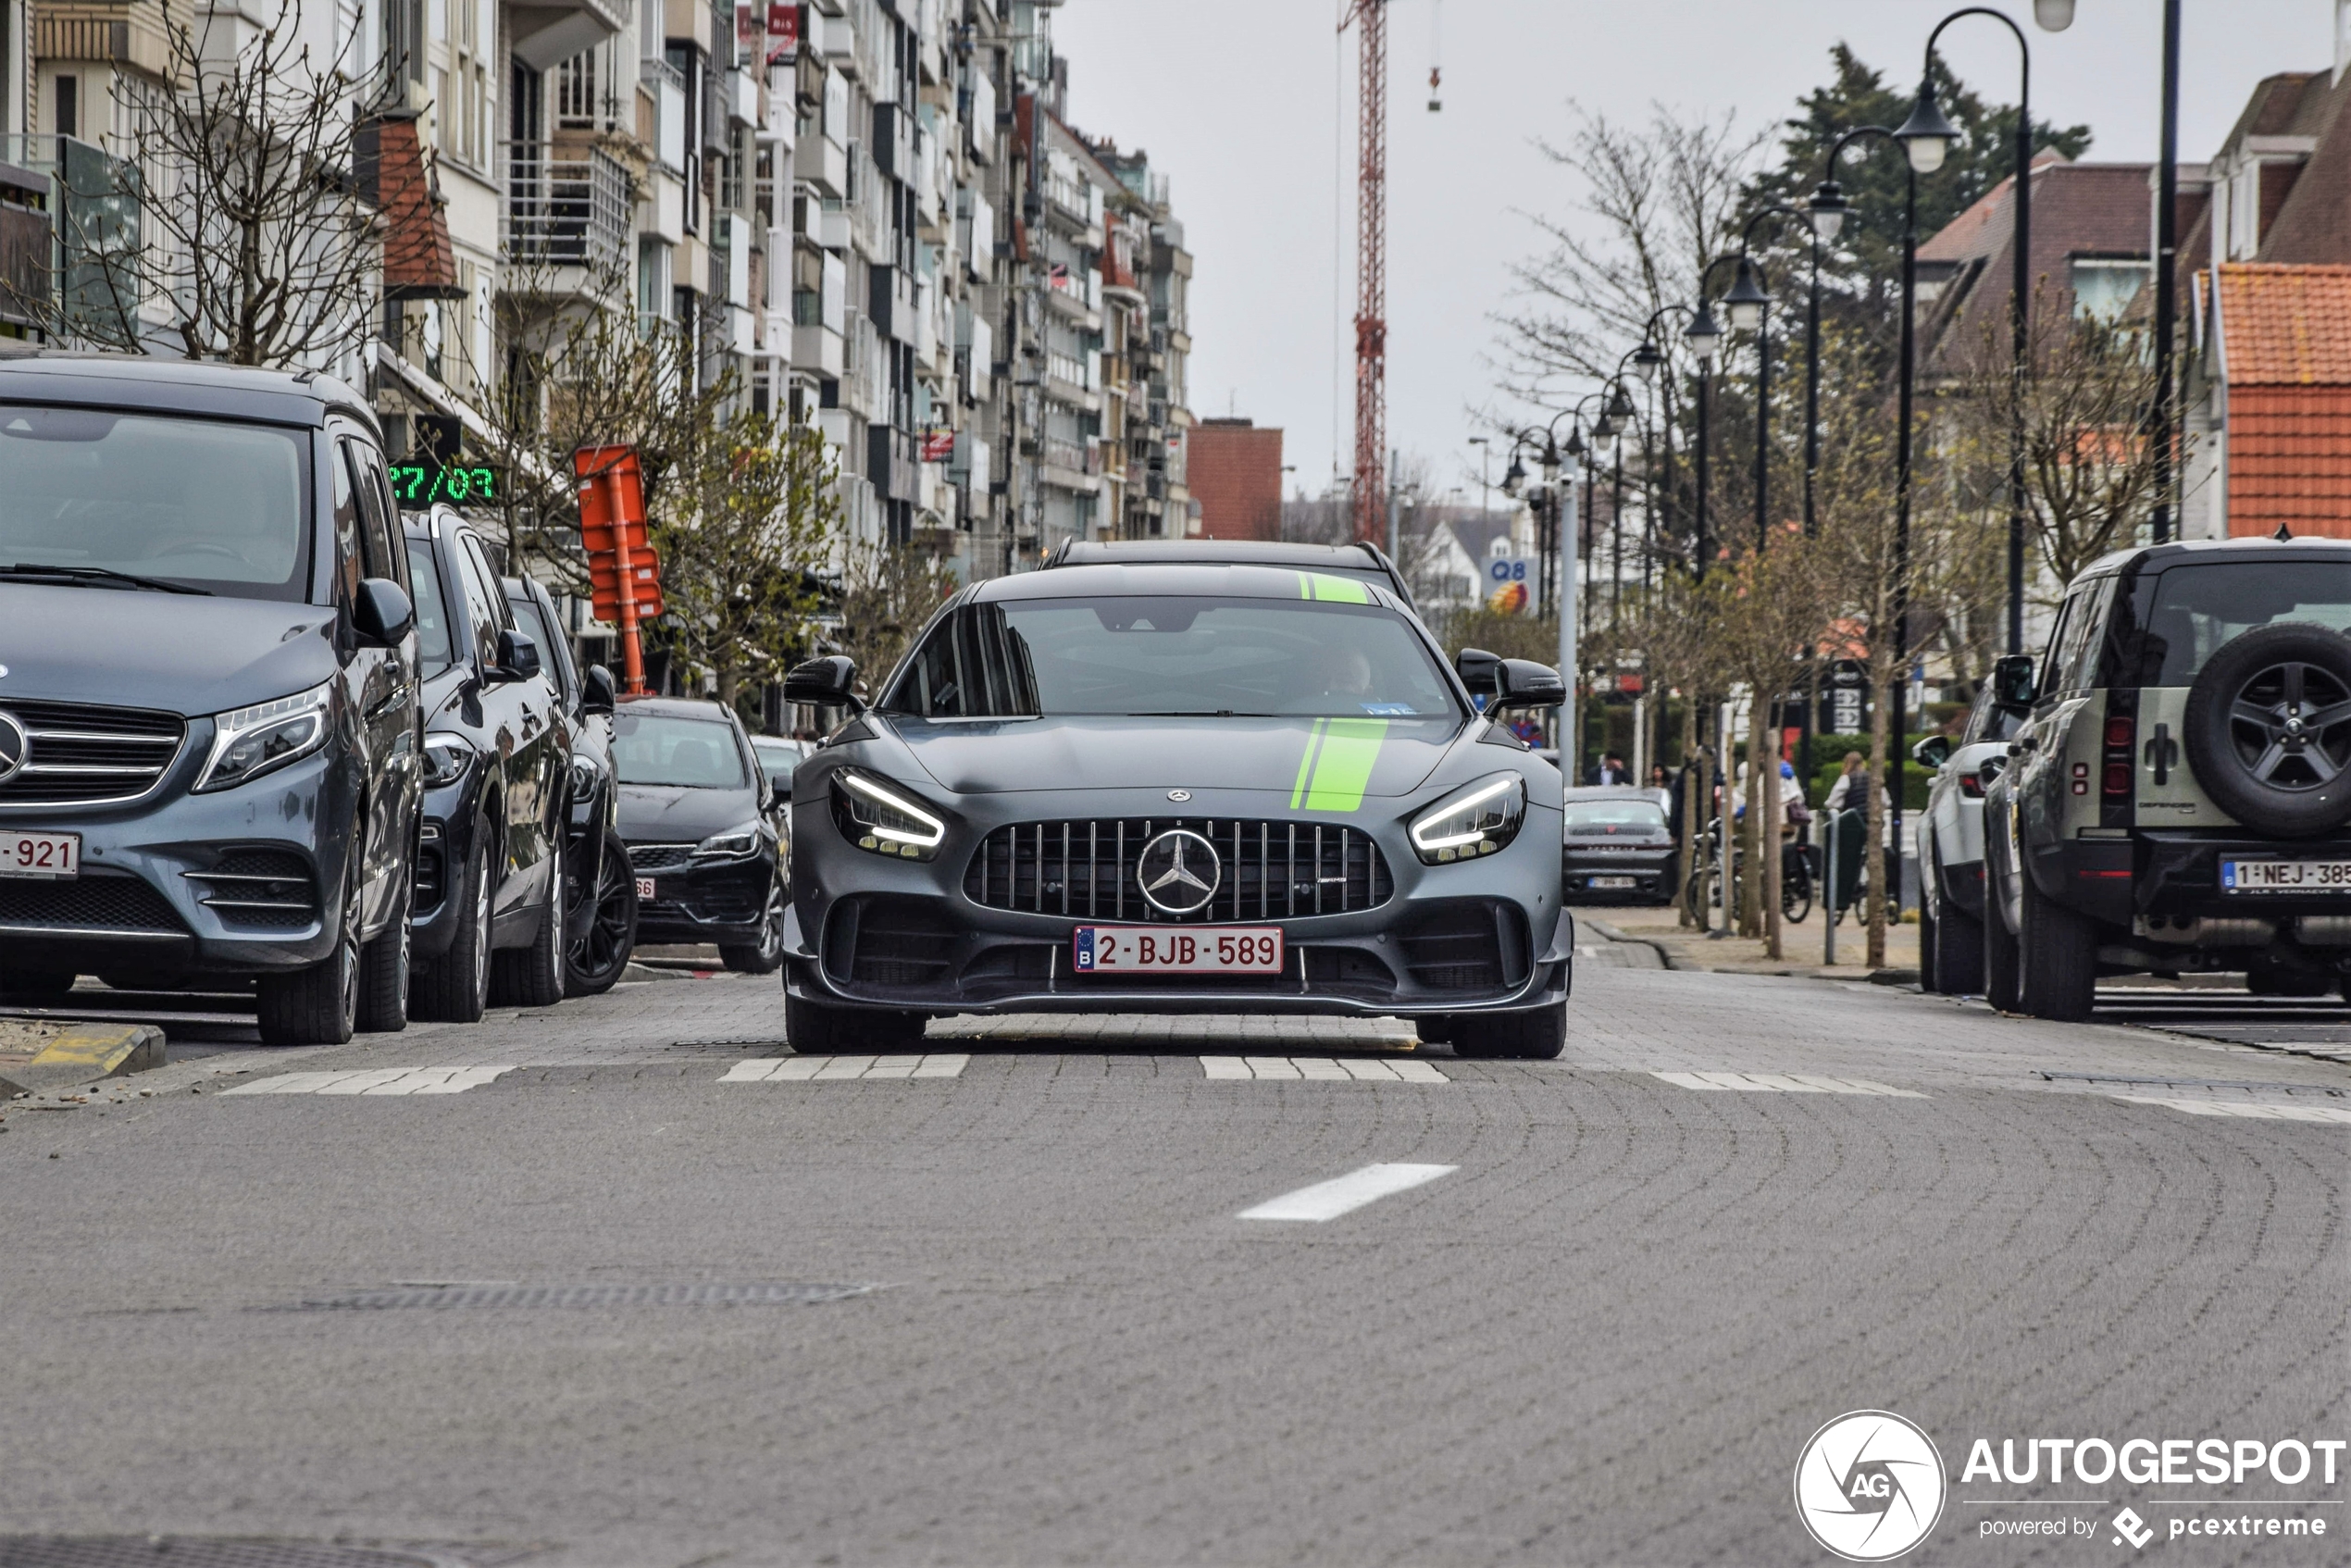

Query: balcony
[793,322,844,378]
[0,134,138,338]
[508,0,625,71]
[503,144,629,282]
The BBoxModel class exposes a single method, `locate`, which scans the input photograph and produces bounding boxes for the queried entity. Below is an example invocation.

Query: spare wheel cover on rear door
[2183,621,2351,837]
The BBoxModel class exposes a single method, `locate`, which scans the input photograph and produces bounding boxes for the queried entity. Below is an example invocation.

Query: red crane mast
[1340,0,1386,544]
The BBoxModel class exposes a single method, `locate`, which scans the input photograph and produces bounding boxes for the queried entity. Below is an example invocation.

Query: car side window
[2038,596,2077,700]
[2057,579,2116,694]
[329,439,366,610]
[449,530,503,670]
[404,536,458,679]
[511,594,572,703]
[344,441,406,591]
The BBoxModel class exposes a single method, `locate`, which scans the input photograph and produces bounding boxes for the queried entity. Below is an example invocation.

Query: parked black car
[502,573,636,995]
[401,506,569,1020]
[1561,787,1676,903]
[613,697,787,972]
[0,355,422,1045]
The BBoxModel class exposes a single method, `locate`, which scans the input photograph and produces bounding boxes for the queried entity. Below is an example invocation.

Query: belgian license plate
[1590,876,1636,890]
[0,830,79,879]
[635,876,657,901]
[1072,926,1284,973]
[2221,859,2351,893]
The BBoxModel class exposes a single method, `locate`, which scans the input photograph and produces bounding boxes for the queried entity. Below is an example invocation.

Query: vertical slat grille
[963,818,1392,921]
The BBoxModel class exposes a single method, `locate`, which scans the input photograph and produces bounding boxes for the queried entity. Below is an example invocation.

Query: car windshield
[0,404,308,599]
[613,714,749,788]
[2139,561,2351,686]
[1565,801,1667,833]
[884,595,1458,719]
[404,538,457,678]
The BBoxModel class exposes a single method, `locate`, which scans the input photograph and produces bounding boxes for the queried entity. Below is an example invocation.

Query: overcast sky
[1051,0,2336,505]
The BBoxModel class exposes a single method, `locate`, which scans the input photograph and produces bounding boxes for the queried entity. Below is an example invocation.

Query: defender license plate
[1072,927,1284,973]
[0,830,79,879]
[1590,876,1636,890]
[2220,859,2351,893]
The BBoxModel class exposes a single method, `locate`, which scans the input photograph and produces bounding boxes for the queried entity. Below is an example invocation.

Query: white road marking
[222,1066,515,1096]
[722,1054,969,1083]
[2111,1094,2351,1125]
[1238,1162,1458,1222]
[1201,1056,1448,1083]
[1653,1071,1926,1098]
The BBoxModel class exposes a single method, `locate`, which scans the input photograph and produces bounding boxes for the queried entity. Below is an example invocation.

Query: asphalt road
[2,939,2345,1568]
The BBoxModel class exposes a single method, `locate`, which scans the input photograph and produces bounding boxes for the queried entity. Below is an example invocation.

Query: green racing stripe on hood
[1289,717,1389,811]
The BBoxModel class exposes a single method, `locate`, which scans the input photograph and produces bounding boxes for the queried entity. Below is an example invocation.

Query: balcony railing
[504,143,629,278]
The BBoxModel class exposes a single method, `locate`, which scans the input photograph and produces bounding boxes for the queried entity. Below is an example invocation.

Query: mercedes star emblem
[0,710,26,786]
[1137,828,1221,915]
[1167,789,1191,802]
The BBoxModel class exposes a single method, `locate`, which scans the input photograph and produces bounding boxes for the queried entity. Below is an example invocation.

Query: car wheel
[2246,957,2332,998]
[720,878,788,975]
[492,836,566,1008]
[565,828,639,997]
[2016,871,2097,1022]
[2183,623,2351,837]
[1919,886,1944,993]
[412,831,493,1025]
[785,986,924,1052]
[1936,898,1985,997]
[256,870,360,1047]
[355,902,411,1033]
[0,964,78,997]
[1448,1000,1566,1060]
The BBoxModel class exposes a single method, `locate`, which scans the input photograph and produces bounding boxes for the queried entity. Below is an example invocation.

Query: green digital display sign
[389,463,502,506]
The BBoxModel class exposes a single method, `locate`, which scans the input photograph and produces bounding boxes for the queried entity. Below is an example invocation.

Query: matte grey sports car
[779,563,1574,1058]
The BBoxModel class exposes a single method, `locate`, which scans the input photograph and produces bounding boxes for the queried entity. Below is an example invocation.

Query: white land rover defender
[1985,536,2351,1019]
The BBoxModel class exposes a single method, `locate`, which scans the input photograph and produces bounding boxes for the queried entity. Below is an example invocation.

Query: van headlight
[831,769,947,860]
[1410,773,1526,864]
[194,679,333,793]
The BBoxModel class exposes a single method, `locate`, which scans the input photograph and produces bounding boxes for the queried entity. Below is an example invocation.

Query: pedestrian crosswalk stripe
[1239,1162,1457,1222]
[222,1066,516,1096]
[722,1054,969,1082]
[2110,1094,2351,1125]
[1201,1056,1448,1082]
[1652,1071,1925,1098]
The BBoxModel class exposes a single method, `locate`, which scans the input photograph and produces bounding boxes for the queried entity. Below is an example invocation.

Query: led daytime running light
[1412,776,1520,851]
[840,771,946,848]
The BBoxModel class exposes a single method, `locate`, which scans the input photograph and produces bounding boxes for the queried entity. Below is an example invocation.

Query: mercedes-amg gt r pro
[779,564,1574,1058]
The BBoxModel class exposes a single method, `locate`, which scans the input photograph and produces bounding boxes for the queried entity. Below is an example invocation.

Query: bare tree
[830,535,961,692]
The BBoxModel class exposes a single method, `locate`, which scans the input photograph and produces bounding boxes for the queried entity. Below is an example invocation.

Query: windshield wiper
[1127,710,1282,718]
[0,562,213,595]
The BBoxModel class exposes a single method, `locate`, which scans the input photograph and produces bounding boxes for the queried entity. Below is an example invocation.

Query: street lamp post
[1684,303,1724,578]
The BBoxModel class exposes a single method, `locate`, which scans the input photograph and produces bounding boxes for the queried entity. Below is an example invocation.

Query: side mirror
[1978,753,2009,792]
[785,654,864,711]
[1454,647,1502,697]
[352,579,415,648]
[765,766,796,800]
[1911,734,1952,769]
[490,628,541,683]
[580,664,616,716]
[1992,653,2036,710]
[1494,658,1567,709]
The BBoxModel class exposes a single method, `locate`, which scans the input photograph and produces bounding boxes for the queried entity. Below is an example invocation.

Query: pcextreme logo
[1796,1411,1948,1562]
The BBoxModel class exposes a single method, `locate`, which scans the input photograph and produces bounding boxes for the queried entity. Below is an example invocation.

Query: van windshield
[0,404,309,600]
[2139,562,2351,686]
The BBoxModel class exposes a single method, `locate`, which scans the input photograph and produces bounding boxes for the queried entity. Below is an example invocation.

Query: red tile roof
[2216,264,2351,384]
[2223,387,2351,537]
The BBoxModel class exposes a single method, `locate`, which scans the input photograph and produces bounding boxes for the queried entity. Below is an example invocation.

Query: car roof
[967,561,1407,609]
[0,349,374,433]
[2082,533,2351,579]
[1044,539,1412,602]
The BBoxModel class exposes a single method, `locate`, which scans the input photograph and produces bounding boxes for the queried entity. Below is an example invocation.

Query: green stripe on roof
[1303,572,1372,604]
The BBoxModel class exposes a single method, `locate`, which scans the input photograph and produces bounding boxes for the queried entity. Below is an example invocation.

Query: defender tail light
[2101,711,2136,803]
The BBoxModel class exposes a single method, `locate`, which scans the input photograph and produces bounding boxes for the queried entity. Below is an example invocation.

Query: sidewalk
[1582,902,1920,982]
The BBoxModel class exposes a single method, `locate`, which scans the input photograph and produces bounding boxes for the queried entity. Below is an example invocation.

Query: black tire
[412,832,492,1024]
[1984,881,2023,1012]
[1448,1000,1567,1060]
[784,986,925,1052]
[720,877,787,975]
[355,907,411,1033]
[0,963,76,997]
[565,828,639,997]
[2183,622,2351,837]
[1919,890,1944,992]
[491,837,566,1007]
[1414,1014,1455,1045]
[1936,898,1986,997]
[2015,870,2097,1022]
[256,871,360,1047]
[2246,959,2332,998]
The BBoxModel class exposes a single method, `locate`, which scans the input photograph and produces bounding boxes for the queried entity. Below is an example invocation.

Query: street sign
[1483,556,1540,616]
[1826,659,1868,734]
[576,444,663,694]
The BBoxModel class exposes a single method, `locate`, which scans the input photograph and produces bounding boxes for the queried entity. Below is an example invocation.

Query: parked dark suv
[1986,535,2351,1017]
[0,355,422,1044]
[400,506,569,1020]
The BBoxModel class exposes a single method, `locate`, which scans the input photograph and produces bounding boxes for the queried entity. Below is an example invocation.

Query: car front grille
[628,842,693,873]
[0,698,185,806]
[184,848,317,929]
[0,871,186,934]
[964,818,1393,922]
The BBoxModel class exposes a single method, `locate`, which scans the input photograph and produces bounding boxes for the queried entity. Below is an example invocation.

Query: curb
[0,1022,168,1100]
[1580,918,1681,971]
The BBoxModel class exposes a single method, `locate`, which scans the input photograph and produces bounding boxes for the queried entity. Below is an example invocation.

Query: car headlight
[194,680,333,793]
[1410,773,1527,865]
[694,820,766,861]
[567,753,602,801]
[420,732,477,789]
[831,768,947,860]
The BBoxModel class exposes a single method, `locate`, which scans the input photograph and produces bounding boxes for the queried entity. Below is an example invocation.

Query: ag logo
[1137,828,1220,915]
[1794,1411,1946,1562]
[0,710,26,786]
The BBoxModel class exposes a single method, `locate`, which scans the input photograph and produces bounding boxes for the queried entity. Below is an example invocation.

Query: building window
[556,50,596,130]
[2071,257,2150,323]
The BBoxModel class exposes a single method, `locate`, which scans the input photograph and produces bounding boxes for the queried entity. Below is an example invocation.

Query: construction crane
[1339,0,1387,544]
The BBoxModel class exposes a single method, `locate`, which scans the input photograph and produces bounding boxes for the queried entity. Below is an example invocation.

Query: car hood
[885,714,1462,800]
[0,582,338,716]
[616,782,762,844]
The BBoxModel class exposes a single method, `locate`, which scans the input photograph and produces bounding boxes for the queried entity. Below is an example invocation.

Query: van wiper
[0,562,212,595]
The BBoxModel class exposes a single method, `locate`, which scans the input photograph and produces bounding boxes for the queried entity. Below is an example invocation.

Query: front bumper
[1564,848,1675,901]
[787,789,1571,1019]
[0,747,354,976]
[630,845,775,946]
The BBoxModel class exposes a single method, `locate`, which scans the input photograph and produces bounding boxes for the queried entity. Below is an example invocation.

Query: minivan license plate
[0,830,79,879]
[2221,859,2351,893]
[1072,927,1283,973]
